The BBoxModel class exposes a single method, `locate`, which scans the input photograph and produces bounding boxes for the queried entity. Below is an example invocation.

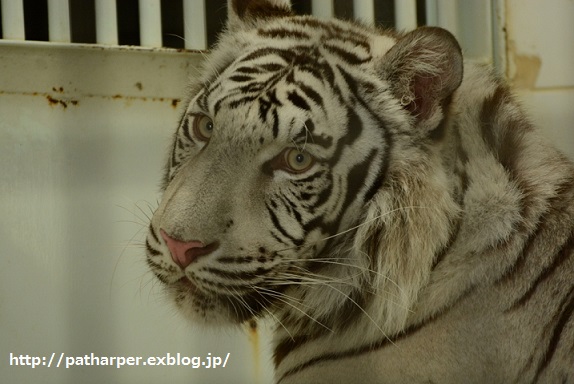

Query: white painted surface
[139,0,163,47]
[312,0,334,20]
[505,0,574,160]
[353,0,375,24]
[394,0,417,31]
[506,0,574,89]
[48,0,71,42]
[95,0,119,45]
[1,0,25,40]
[183,0,207,50]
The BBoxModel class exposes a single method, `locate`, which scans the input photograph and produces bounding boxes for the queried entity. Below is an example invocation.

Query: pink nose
[160,230,218,269]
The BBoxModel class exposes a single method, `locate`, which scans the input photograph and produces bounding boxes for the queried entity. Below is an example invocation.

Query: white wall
[506,0,574,159]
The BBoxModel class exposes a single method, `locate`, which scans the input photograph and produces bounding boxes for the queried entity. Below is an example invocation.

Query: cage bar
[1,0,26,40]
[95,0,118,45]
[435,0,459,38]
[183,0,206,50]
[394,0,417,31]
[47,0,71,42]
[139,0,162,47]
[353,0,375,24]
[312,0,334,20]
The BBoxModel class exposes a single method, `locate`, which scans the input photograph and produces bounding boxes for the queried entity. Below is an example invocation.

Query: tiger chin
[144,0,574,382]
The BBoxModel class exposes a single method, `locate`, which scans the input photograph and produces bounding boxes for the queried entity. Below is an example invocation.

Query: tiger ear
[227,0,293,31]
[382,27,463,130]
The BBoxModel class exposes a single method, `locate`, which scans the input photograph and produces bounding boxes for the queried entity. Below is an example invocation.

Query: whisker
[252,285,334,333]
[274,206,430,254]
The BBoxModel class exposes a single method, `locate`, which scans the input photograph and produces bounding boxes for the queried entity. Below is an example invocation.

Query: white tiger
[145,0,574,382]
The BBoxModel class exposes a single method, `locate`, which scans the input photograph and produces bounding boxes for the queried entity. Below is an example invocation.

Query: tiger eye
[193,115,214,142]
[284,148,314,173]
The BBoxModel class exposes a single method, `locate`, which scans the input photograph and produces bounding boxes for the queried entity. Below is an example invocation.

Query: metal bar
[183,0,206,50]
[425,0,438,26]
[95,0,118,45]
[394,0,417,31]
[1,0,26,40]
[47,0,71,42]
[353,0,375,24]
[138,0,162,47]
[312,0,334,20]
[436,0,459,38]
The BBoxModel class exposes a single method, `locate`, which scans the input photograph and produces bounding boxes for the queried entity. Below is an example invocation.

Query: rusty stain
[248,319,261,384]
[46,95,68,108]
[135,82,143,91]
[2,90,176,108]
[511,53,541,89]
[52,86,64,93]
[45,95,80,109]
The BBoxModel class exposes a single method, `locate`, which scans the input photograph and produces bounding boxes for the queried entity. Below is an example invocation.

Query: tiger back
[145,0,574,382]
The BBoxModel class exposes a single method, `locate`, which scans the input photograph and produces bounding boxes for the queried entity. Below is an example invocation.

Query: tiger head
[146,0,463,333]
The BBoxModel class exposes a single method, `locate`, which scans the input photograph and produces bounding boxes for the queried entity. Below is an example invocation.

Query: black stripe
[217,256,254,264]
[326,105,363,170]
[274,335,312,367]
[258,28,311,40]
[277,310,441,383]
[288,90,311,111]
[145,239,161,256]
[480,84,507,151]
[509,229,574,310]
[266,202,303,247]
[149,224,159,243]
[202,266,273,281]
[297,83,324,108]
[272,108,280,138]
[323,43,369,65]
[533,285,574,382]
[431,217,462,271]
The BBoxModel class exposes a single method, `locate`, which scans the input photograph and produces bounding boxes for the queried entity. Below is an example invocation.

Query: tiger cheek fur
[144,0,574,383]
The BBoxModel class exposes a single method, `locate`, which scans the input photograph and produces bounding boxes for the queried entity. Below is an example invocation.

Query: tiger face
[147,45,392,325]
[146,1,462,329]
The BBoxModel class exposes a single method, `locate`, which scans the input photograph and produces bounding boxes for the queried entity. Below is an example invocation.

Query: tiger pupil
[296,153,305,163]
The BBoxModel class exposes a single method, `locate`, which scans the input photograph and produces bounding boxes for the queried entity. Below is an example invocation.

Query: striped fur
[145,0,574,382]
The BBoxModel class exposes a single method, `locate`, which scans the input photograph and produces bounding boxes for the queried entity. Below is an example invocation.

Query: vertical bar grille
[0,0,462,56]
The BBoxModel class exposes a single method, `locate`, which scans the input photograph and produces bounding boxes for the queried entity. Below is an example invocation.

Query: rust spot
[112,94,122,99]
[135,82,143,91]
[512,54,541,89]
[507,41,542,89]
[247,319,260,383]
[172,99,181,109]
[46,95,67,108]
[51,86,64,93]
[45,94,79,108]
